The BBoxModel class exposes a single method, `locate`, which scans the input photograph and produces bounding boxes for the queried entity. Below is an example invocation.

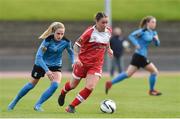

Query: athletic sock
[8,82,34,109]
[61,82,72,95]
[111,72,128,85]
[35,82,58,107]
[149,74,157,91]
[70,87,92,107]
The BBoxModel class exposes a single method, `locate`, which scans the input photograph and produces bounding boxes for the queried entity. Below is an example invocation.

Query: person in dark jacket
[110,27,129,77]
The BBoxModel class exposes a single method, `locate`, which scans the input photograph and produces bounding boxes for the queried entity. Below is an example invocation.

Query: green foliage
[0,0,180,21]
[0,74,180,118]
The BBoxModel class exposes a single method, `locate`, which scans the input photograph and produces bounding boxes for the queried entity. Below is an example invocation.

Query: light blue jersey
[35,35,74,72]
[128,28,160,57]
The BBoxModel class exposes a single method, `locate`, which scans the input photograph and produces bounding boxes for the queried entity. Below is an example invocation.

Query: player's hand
[72,64,74,68]
[153,35,159,41]
[135,45,140,50]
[46,70,54,81]
[108,48,113,58]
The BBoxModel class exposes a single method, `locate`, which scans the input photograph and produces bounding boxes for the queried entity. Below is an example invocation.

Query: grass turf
[0,0,180,21]
[0,73,180,118]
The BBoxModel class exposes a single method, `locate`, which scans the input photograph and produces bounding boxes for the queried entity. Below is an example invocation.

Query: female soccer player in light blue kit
[8,22,74,111]
[105,16,162,96]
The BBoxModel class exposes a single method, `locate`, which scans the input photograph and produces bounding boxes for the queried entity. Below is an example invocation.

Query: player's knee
[156,69,159,75]
[27,82,35,90]
[70,83,77,89]
[126,72,132,78]
[152,69,159,75]
[70,85,75,89]
[30,78,39,86]
[71,85,76,89]
[86,83,96,90]
[70,79,80,89]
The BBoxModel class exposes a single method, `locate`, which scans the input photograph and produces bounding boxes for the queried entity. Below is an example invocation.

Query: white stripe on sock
[63,87,67,92]
[76,94,85,102]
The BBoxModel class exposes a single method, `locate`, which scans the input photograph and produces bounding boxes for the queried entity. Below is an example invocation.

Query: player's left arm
[153,31,160,46]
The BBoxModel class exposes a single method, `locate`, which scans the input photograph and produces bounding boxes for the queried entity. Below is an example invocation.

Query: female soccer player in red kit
[58,12,113,113]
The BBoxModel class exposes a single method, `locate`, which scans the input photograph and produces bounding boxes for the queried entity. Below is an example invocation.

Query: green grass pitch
[1,0,180,21]
[0,73,180,118]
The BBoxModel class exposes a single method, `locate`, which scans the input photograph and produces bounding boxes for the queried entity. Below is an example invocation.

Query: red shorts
[72,63,102,79]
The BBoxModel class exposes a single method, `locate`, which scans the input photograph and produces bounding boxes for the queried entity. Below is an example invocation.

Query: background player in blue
[8,22,74,111]
[105,16,162,96]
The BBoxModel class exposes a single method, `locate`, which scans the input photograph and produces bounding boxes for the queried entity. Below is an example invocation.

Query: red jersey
[75,26,112,67]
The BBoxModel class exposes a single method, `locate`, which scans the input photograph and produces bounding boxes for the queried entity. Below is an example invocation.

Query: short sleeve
[76,27,93,47]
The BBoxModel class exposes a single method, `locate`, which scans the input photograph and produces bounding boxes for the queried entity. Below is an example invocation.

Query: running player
[58,12,113,113]
[8,22,74,111]
[105,16,162,96]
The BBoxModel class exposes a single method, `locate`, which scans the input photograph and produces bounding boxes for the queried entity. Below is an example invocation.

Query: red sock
[61,82,72,95]
[71,87,92,107]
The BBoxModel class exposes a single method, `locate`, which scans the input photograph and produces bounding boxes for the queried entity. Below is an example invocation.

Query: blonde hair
[39,22,65,39]
[139,16,155,28]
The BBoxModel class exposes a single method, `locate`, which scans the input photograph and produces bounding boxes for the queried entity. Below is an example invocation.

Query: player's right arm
[35,40,49,72]
[73,27,93,66]
[128,29,143,49]
[35,40,54,80]
[73,38,83,66]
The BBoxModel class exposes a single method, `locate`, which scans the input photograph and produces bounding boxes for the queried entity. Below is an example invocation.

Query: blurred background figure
[110,27,130,77]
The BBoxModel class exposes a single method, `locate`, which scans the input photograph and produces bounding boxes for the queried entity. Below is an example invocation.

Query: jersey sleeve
[35,40,50,72]
[107,26,112,35]
[128,29,143,47]
[153,31,157,35]
[75,27,93,47]
[152,31,160,46]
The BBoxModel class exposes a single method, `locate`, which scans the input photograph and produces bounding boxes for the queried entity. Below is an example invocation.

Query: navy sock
[111,72,128,85]
[35,82,58,107]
